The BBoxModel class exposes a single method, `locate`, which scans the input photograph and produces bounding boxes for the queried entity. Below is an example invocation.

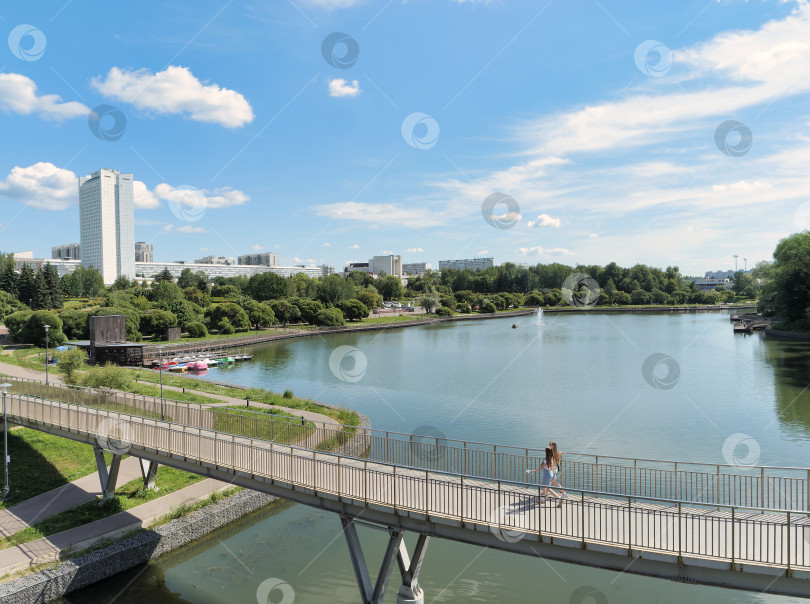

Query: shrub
[56,347,88,385]
[139,309,178,339]
[336,299,370,321]
[525,292,544,307]
[185,322,208,338]
[218,318,235,334]
[435,306,453,317]
[456,303,472,314]
[283,389,294,399]
[19,310,67,347]
[58,309,90,339]
[4,310,33,341]
[80,363,133,391]
[90,307,142,341]
[479,301,497,313]
[312,307,345,326]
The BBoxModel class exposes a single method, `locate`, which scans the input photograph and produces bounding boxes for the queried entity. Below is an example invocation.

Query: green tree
[290,298,324,324]
[43,263,63,309]
[80,363,133,391]
[17,264,36,307]
[418,291,441,313]
[771,232,810,328]
[0,291,27,323]
[247,272,288,301]
[3,310,32,341]
[242,299,276,329]
[211,284,240,299]
[139,309,178,339]
[19,310,67,347]
[55,347,88,385]
[218,317,235,334]
[268,299,301,325]
[150,280,184,304]
[479,301,497,313]
[90,307,142,341]
[32,268,51,310]
[613,291,631,305]
[313,307,345,326]
[111,275,133,291]
[378,275,404,301]
[206,303,250,331]
[153,268,175,283]
[631,290,651,305]
[355,290,380,310]
[336,299,369,321]
[0,254,18,298]
[58,309,90,339]
[317,274,355,305]
[185,321,208,338]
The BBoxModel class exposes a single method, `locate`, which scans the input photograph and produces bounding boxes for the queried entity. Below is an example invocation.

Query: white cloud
[299,0,365,8]
[153,184,249,210]
[91,65,254,128]
[589,233,598,238]
[0,163,77,210]
[293,257,316,264]
[328,78,361,98]
[133,180,160,209]
[516,246,572,257]
[350,244,360,249]
[527,213,561,228]
[199,247,209,252]
[406,247,424,253]
[314,201,444,228]
[172,225,208,234]
[251,244,265,251]
[0,73,89,120]
[476,250,489,256]
[322,242,331,247]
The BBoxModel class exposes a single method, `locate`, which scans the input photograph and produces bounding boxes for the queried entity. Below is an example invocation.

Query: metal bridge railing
[7,393,810,572]
[2,373,809,512]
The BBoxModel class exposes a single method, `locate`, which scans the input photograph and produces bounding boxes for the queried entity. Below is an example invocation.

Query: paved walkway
[0,457,143,538]
[0,477,230,575]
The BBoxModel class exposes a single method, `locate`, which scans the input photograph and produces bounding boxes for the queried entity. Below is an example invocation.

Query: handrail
[8,393,810,575]
[3,373,810,512]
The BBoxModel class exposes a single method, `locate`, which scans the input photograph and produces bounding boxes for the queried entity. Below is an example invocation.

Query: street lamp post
[158,346,165,420]
[44,324,50,386]
[1,383,11,502]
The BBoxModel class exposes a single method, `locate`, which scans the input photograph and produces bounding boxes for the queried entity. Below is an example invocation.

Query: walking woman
[548,441,567,498]
[527,447,563,505]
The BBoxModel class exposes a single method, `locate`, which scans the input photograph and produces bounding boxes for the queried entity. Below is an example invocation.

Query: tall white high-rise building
[79,169,135,284]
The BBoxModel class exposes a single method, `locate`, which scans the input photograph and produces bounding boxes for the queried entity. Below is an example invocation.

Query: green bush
[283,389,294,399]
[56,347,88,385]
[4,310,33,341]
[58,309,90,339]
[19,310,67,347]
[435,306,453,317]
[185,322,208,338]
[90,307,142,341]
[456,303,472,314]
[80,363,133,391]
[312,307,345,326]
[218,318,235,334]
[479,301,497,313]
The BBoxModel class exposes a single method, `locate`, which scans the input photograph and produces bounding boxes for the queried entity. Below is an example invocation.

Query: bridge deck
[4,390,810,597]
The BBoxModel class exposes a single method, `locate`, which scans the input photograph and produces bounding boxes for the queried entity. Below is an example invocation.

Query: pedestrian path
[0,457,142,538]
[0,478,229,576]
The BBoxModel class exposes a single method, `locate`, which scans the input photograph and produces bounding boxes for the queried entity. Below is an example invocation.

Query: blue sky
[0,0,808,275]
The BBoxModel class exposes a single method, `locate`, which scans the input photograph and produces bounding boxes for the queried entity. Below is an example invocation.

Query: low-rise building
[135,242,153,263]
[438,257,494,271]
[402,262,431,276]
[195,255,235,265]
[238,252,279,267]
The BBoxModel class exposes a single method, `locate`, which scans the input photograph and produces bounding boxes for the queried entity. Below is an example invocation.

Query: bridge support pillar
[139,458,159,491]
[340,517,430,604]
[93,446,122,501]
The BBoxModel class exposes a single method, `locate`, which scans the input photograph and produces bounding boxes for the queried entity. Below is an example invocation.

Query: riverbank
[541,303,756,314]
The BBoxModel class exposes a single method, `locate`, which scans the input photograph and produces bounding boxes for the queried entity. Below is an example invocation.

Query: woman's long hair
[544,447,554,469]
[549,441,561,466]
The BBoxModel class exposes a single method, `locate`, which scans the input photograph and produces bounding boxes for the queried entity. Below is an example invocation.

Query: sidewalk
[0,478,229,576]
[0,457,142,538]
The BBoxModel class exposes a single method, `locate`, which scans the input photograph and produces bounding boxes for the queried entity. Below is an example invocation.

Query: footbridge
[1,376,809,602]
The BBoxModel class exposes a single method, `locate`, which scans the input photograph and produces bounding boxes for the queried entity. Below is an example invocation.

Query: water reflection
[762,340,810,435]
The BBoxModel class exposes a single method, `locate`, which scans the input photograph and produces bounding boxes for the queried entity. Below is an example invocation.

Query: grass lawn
[0,348,48,372]
[212,405,315,444]
[0,466,204,551]
[129,369,359,425]
[0,427,105,509]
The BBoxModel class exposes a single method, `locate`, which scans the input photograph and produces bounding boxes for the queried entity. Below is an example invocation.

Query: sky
[0,0,809,276]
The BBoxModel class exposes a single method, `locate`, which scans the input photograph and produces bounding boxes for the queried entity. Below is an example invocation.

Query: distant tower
[743,258,748,272]
[79,169,135,284]
[733,254,739,273]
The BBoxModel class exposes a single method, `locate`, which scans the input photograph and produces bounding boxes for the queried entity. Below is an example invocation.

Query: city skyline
[0,2,807,274]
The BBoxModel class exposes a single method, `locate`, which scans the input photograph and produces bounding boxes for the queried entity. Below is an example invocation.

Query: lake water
[62,311,810,603]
